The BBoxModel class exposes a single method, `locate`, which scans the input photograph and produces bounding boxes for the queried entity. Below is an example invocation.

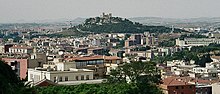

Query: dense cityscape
[1,0,220,94]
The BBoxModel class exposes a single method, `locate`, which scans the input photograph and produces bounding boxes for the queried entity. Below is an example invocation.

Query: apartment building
[176,38,220,47]
[9,46,33,54]
[160,77,196,94]
[189,67,218,79]
[28,68,94,83]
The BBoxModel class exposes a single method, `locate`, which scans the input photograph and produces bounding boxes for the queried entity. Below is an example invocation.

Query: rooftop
[162,77,194,86]
[65,55,121,61]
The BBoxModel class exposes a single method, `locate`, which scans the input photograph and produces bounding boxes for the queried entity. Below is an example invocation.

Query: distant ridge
[129,17,220,27]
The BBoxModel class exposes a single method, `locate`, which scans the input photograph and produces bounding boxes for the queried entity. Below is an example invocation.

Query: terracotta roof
[162,77,193,86]
[162,76,220,86]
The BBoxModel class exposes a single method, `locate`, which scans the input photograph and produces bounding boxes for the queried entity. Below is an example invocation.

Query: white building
[28,62,94,84]
[28,68,94,83]
[189,67,218,78]
[9,46,33,54]
[176,38,220,47]
[212,83,220,94]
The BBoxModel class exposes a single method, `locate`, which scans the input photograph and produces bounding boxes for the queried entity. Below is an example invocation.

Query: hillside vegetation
[68,16,186,34]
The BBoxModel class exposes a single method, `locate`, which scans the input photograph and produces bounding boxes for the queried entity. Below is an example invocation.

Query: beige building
[28,67,94,83]
[0,45,4,53]
[9,46,33,54]
[176,38,220,47]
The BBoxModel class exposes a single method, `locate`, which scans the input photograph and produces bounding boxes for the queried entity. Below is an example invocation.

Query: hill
[68,14,185,34]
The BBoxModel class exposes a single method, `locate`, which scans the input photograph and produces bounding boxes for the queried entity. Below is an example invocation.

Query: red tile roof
[162,77,193,86]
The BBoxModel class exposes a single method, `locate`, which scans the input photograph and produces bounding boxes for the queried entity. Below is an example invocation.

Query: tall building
[130,34,142,45]
[176,38,220,47]
[125,40,136,47]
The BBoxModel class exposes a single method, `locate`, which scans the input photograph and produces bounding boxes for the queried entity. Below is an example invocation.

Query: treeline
[35,83,140,94]
[191,43,220,53]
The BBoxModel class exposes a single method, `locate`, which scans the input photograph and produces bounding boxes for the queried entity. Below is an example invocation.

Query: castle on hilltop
[101,12,112,19]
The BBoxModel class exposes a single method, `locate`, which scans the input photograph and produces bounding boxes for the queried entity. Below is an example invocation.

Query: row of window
[175,86,193,89]
[10,49,27,53]
[53,75,90,82]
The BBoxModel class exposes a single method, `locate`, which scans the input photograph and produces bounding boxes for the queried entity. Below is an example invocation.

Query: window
[30,74,33,79]
[65,76,68,81]
[54,77,57,82]
[181,92,184,94]
[189,86,192,89]
[81,75,84,80]
[181,86,184,89]
[76,76,78,80]
[176,86,179,89]
[86,75,89,80]
[59,76,62,82]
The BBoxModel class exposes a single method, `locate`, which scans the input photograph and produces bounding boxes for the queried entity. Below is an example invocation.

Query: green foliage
[134,46,151,51]
[179,34,208,39]
[153,50,199,64]
[191,43,220,53]
[113,40,125,49]
[196,54,213,67]
[72,17,185,34]
[107,61,162,94]
[1,32,22,42]
[108,61,160,84]
[159,38,175,47]
[0,60,32,94]
[35,83,139,94]
[154,44,220,66]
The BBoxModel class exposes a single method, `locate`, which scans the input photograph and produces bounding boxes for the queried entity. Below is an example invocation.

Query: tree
[35,83,139,94]
[196,54,213,67]
[107,61,162,94]
[0,61,32,94]
[108,61,160,84]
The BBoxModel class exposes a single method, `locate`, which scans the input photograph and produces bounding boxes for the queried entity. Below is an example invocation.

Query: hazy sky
[0,0,220,23]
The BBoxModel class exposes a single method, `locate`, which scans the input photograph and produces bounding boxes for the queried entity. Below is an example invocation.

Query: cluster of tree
[191,43,220,53]
[35,83,139,94]
[0,32,22,42]
[133,46,151,51]
[196,54,213,67]
[153,44,219,67]
[0,61,32,94]
[152,50,199,64]
[179,34,208,39]
[71,17,186,34]
[159,38,175,47]
[107,61,162,94]
[112,40,125,49]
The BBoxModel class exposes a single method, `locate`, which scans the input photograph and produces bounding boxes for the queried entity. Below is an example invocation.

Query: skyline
[1,0,220,23]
